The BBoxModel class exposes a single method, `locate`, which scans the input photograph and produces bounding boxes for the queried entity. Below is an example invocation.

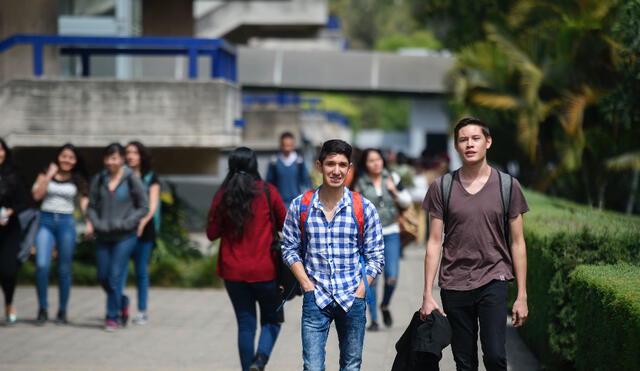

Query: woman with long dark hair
[206,147,286,371]
[87,143,148,331]
[31,143,89,325]
[122,141,160,325]
[353,148,412,331]
[0,138,31,324]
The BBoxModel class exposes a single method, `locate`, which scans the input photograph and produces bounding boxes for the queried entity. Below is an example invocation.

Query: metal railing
[242,92,349,127]
[0,34,237,81]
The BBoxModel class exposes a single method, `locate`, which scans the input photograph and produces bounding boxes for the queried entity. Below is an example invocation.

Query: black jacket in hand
[392,310,452,371]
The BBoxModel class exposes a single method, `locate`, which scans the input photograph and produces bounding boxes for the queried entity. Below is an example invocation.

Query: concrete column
[142,0,193,36]
[0,0,58,81]
[116,0,133,79]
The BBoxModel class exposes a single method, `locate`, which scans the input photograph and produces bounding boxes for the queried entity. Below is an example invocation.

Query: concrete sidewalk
[1,245,539,370]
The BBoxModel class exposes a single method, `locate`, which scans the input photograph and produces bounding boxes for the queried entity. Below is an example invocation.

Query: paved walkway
[1,245,539,370]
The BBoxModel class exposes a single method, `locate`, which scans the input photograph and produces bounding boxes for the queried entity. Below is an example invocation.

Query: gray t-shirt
[422,168,529,291]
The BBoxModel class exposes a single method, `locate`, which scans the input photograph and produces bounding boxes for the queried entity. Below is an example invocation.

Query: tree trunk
[626,170,639,214]
[597,181,607,210]
[581,164,593,206]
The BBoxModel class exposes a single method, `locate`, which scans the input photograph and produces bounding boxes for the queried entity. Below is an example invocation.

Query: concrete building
[1,0,456,228]
[0,0,241,181]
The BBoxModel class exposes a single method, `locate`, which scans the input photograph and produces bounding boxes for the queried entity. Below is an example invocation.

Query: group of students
[207,118,530,371]
[0,139,159,331]
[2,115,530,371]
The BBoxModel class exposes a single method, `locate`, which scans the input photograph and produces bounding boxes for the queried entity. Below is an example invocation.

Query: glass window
[59,0,116,16]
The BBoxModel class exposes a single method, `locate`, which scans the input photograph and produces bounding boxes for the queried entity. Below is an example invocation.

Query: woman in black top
[123,141,160,325]
[0,138,31,324]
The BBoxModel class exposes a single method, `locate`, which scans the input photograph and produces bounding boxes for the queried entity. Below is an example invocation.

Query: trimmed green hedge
[520,191,640,369]
[569,264,640,371]
[17,250,222,288]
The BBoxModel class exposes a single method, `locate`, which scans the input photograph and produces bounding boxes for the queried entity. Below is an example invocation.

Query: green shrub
[569,265,640,371]
[519,190,640,369]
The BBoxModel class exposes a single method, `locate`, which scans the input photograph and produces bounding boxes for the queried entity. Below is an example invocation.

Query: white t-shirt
[41,178,77,214]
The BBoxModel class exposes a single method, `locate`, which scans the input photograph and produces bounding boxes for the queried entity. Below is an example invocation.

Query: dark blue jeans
[368,232,401,323]
[302,292,367,371]
[224,280,282,371]
[121,240,153,312]
[441,280,508,371]
[95,234,137,321]
[35,212,76,312]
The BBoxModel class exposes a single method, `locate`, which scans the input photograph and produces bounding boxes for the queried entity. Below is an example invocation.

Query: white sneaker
[132,313,148,325]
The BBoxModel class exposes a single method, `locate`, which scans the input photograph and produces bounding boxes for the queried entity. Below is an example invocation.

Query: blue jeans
[95,234,137,321]
[368,232,400,323]
[35,212,76,312]
[121,240,153,312]
[225,280,282,371]
[302,291,367,371]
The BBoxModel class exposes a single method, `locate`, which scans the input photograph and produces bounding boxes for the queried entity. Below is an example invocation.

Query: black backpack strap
[127,175,139,208]
[263,183,278,243]
[496,169,513,246]
[440,170,457,234]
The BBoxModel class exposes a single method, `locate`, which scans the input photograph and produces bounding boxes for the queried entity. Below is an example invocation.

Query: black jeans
[0,221,21,306]
[441,280,508,371]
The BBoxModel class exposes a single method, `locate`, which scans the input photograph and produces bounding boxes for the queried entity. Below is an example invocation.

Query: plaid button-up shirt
[282,186,384,312]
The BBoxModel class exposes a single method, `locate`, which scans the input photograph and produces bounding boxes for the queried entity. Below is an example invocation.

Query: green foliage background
[330,0,640,213]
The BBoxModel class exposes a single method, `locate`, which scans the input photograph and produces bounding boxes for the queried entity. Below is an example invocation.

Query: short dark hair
[280,132,295,141]
[103,142,125,158]
[454,117,491,142]
[318,139,352,164]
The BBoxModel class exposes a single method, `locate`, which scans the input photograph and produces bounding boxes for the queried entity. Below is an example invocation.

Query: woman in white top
[32,143,89,325]
[353,148,412,331]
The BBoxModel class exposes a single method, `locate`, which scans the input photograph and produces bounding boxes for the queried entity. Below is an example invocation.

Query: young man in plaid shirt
[282,139,384,371]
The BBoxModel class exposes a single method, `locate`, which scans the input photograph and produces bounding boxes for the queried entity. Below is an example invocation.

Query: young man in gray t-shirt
[420,117,529,371]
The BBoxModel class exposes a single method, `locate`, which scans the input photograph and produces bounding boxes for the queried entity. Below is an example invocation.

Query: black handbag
[263,184,301,304]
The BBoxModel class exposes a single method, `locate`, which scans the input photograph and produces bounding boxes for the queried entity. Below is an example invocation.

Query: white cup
[0,207,9,224]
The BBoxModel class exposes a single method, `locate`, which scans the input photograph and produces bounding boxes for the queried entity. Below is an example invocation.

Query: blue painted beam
[0,34,238,82]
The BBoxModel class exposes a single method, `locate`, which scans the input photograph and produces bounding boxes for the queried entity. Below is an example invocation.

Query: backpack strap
[143,171,153,187]
[126,175,139,208]
[442,168,513,246]
[350,191,372,305]
[350,191,365,253]
[496,169,513,246]
[299,189,315,260]
[441,170,457,234]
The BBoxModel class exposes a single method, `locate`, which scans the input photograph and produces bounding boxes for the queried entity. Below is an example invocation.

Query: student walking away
[419,117,529,371]
[353,148,412,331]
[122,141,160,325]
[282,139,385,371]
[31,144,89,325]
[87,143,149,332]
[266,132,312,208]
[206,147,286,371]
[0,138,31,324]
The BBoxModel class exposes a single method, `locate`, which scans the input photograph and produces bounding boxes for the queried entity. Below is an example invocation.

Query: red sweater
[206,181,287,282]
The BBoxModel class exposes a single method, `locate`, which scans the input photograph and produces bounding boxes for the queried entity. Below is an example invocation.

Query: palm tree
[607,151,640,214]
[447,0,626,194]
